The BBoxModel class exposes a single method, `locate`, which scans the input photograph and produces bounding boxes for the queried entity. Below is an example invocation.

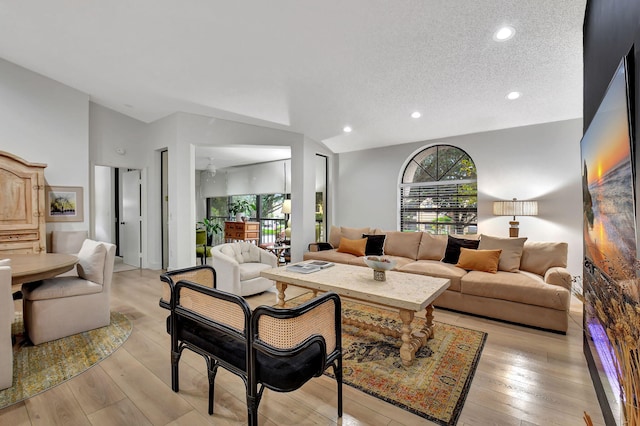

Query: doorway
[93,165,142,269]
[120,169,142,268]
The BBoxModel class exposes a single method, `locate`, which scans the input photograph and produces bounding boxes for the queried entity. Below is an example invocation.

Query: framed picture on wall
[45,186,84,222]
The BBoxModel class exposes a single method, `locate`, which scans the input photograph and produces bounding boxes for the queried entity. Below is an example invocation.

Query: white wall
[0,57,90,235]
[89,103,149,169]
[146,116,178,270]
[336,119,583,275]
[155,112,307,268]
[201,159,291,199]
[89,103,155,266]
[94,165,114,243]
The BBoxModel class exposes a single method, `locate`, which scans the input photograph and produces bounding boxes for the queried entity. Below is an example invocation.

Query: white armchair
[0,259,13,390]
[211,242,277,296]
[22,239,116,345]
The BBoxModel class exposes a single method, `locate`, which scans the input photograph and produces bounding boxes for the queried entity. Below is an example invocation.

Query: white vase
[235,212,243,222]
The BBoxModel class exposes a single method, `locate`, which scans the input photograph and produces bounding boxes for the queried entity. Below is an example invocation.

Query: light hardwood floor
[1,268,607,425]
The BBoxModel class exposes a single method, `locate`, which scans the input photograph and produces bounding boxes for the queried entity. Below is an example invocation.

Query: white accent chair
[0,259,13,390]
[49,230,88,254]
[211,242,277,296]
[21,239,116,345]
[49,230,89,277]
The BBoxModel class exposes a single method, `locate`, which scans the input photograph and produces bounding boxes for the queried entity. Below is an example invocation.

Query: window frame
[399,144,478,235]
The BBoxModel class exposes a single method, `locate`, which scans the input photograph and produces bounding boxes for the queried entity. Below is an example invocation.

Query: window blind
[400,180,477,234]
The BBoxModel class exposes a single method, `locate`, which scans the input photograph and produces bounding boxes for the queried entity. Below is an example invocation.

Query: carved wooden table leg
[276,281,288,307]
[422,304,435,340]
[399,309,424,367]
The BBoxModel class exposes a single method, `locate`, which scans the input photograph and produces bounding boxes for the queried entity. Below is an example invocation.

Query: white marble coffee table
[261,262,450,366]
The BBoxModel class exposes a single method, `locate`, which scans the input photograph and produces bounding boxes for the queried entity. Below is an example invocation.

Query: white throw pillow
[0,259,10,266]
[76,240,107,284]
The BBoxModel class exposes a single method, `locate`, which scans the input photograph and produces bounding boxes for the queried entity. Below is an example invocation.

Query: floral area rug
[0,311,132,409]
[285,293,487,426]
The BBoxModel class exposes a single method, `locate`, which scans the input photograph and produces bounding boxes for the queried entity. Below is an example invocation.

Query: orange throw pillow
[337,237,367,257]
[456,248,502,273]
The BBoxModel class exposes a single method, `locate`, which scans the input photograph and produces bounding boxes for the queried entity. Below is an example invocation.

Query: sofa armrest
[260,250,278,267]
[211,251,242,294]
[308,242,334,252]
[544,267,572,291]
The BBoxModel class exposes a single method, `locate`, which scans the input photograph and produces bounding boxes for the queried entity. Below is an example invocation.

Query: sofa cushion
[175,315,324,391]
[398,260,466,292]
[478,235,527,272]
[341,226,371,240]
[22,276,103,301]
[442,235,480,264]
[363,234,385,256]
[238,262,273,281]
[456,248,502,273]
[337,237,367,257]
[461,270,569,310]
[383,231,422,259]
[417,233,447,261]
[304,249,359,264]
[520,242,568,275]
[379,256,414,270]
[76,239,107,284]
[328,226,342,248]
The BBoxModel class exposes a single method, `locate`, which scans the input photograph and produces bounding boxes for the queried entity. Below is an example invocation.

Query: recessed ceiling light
[343,126,352,133]
[506,91,521,100]
[411,111,421,118]
[493,26,515,42]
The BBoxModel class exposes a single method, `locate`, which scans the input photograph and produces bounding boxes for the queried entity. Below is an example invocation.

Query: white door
[121,169,141,268]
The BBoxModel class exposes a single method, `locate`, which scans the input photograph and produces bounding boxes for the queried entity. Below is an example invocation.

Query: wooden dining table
[4,253,78,289]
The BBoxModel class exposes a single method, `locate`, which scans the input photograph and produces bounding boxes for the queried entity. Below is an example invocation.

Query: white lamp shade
[282,199,291,214]
[492,199,538,217]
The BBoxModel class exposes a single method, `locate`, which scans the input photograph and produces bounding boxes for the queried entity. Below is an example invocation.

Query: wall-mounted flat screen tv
[580,56,636,426]
[581,57,636,279]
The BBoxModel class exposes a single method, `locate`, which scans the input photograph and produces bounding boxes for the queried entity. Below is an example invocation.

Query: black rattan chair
[159,267,342,425]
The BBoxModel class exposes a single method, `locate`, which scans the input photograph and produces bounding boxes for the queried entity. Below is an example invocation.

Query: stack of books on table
[286,260,334,274]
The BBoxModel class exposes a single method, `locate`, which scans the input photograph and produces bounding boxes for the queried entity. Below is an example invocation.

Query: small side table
[263,244,291,266]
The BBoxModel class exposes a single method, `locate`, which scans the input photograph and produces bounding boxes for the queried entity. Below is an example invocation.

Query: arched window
[400,145,477,234]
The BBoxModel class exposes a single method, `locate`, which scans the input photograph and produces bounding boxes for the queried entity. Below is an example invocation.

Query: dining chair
[21,239,116,345]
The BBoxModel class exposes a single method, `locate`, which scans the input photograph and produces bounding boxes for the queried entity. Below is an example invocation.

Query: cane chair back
[159,265,216,309]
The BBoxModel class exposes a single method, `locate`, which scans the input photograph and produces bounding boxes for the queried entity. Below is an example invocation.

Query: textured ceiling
[0,1,585,155]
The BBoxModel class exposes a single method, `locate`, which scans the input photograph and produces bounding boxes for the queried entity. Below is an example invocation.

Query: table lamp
[492,198,538,237]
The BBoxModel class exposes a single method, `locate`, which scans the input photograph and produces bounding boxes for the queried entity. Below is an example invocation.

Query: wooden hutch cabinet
[224,221,259,243]
[0,151,47,254]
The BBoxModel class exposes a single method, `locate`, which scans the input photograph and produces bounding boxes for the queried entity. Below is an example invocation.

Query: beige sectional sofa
[303,226,572,333]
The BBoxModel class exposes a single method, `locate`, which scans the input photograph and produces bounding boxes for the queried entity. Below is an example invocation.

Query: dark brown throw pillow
[442,235,480,264]
[363,234,386,256]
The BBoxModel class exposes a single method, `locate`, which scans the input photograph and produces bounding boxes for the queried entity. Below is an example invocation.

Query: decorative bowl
[363,256,396,271]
